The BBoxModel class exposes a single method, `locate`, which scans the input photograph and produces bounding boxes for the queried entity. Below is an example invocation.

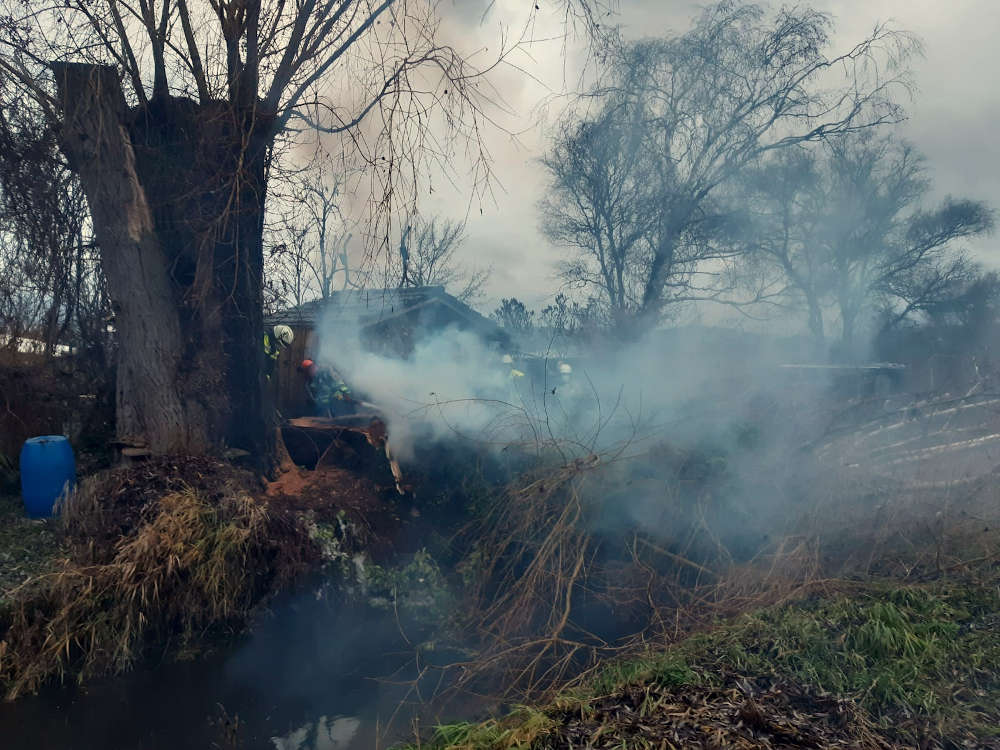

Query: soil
[266,465,405,560]
[269,418,413,560]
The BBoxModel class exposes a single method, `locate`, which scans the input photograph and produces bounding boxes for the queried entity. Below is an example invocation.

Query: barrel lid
[24,435,69,445]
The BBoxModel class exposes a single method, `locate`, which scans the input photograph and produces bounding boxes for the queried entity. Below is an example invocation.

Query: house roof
[266,286,504,340]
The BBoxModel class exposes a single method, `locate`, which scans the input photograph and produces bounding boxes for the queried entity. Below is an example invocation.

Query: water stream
[0,577,445,750]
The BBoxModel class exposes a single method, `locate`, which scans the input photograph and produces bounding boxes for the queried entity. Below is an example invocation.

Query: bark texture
[52,63,272,459]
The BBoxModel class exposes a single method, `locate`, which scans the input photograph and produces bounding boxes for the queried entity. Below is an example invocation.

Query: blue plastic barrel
[20,435,76,518]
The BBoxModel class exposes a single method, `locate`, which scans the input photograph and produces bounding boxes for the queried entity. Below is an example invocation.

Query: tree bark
[51,63,273,460]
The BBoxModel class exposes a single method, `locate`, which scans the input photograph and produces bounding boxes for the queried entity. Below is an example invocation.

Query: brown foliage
[59,456,265,562]
[444,431,1000,704]
[548,678,903,749]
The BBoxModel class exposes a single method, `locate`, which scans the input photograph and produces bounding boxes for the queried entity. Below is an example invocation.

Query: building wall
[272,325,315,417]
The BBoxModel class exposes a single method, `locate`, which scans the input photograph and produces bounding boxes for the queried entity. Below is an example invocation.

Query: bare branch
[176,0,209,100]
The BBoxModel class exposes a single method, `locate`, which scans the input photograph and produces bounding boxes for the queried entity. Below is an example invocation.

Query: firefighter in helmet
[300,358,354,417]
[502,353,525,379]
[263,324,294,381]
[558,361,573,387]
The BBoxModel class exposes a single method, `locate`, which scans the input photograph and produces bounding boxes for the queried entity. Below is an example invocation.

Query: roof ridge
[264,286,494,331]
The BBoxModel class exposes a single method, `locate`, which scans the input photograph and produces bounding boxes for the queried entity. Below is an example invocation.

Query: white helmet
[273,324,294,347]
[558,362,572,375]
[501,354,514,364]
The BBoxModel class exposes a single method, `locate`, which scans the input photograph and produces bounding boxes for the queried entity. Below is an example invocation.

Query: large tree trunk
[52,63,273,460]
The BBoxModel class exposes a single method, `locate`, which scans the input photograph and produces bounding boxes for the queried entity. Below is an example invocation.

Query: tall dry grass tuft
[0,483,318,699]
[449,448,739,699]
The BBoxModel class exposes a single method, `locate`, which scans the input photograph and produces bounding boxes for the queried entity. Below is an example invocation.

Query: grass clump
[584,652,695,696]
[0,461,319,699]
[368,549,452,610]
[412,707,555,750]
[672,580,1000,744]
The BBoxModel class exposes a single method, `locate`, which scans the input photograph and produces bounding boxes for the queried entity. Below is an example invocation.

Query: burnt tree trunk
[52,63,273,460]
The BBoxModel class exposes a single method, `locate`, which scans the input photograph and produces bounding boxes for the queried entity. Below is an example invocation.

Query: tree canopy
[742,132,994,351]
[541,0,919,334]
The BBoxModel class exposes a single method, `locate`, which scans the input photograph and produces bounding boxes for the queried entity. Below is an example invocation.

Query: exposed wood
[286,415,383,431]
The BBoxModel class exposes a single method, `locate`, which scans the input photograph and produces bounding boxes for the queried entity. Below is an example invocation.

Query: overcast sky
[405,0,1000,318]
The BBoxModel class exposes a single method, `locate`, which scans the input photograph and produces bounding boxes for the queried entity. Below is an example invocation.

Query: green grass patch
[411,577,1000,748]
[413,706,556,750]
[666,580,1000,741]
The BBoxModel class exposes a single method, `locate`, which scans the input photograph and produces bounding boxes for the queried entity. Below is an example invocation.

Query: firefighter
[301,359,353,417]
[263,324,294,381]
[502,353,525,379]
[555,360,579,401]
[558,361,573,389]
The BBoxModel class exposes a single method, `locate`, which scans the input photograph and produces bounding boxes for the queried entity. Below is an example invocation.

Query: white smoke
[312,306,816,467]
[316,317,542,462]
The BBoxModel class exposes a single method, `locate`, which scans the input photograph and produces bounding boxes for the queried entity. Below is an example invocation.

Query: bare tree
[266,153,357,310]
[0,0,605,458]
[544,1,918,335]
[492,297,535,335]
[537,292,603,341]
[871,196,992,341]
[540,103,658,325]
[737,146,835,341]
[0,82,110,367]
[744,132,994,353]
[392,217,490,303]
[920,271,1000,334]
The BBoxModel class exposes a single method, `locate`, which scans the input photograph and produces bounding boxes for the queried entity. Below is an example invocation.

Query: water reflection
[272,715,362,750]
[0,577,427,749]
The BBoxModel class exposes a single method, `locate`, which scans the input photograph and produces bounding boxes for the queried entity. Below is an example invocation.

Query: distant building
[265,286,507,416]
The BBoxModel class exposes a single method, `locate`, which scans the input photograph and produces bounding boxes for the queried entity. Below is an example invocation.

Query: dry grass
[0,461,319,699]
[431,423,1000,708]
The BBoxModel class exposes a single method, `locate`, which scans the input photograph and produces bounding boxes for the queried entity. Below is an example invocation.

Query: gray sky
[416,0,1000,317]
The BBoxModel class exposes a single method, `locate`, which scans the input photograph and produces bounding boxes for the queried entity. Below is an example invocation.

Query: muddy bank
[0,448,413,701]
